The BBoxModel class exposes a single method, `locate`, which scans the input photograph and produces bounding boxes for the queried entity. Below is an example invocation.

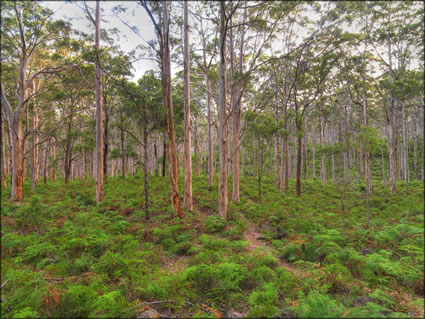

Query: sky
[41,1,316,82]
[42,1,160,81]
[41,1,421,84]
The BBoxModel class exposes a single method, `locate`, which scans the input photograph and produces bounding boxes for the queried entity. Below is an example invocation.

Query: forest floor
[1,175,424,318]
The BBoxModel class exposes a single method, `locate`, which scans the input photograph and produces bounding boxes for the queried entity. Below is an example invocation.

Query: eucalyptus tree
[117,72,166,219]
[1,120,7,188]
[190,1,219,190]
[138,0,183,218]
[100,51,132,180]
[50,65,94,184]
[291,34,342,196]
[183,1,193,211]
[1,1,78,200]
[367,1,423,192]
[244,111,278,200]
[229,1,300,203]
[94,1,104,202]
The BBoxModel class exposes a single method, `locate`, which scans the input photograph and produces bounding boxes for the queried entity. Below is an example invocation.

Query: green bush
[216,262,248,294]
[54,285,97,318]
[13,307,40,318]
[172,241,192,256]
[90,291,127,318]
[347,302,389,318]
[280,243,301,262]
[92,251,128,279]
[17,196,44,230]
[204,216,227,233]
[17,242,55,263]
[189,250,222,265]
[247,283,279,317]
[185,265,217,291]
[252,266,277,284]
[294,290,345,318]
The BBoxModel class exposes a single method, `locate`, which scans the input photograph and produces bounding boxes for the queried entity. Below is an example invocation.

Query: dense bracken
[1,175,423,318]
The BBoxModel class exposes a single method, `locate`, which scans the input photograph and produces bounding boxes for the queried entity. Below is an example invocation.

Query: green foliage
[347,302,389,318]
[54,285,97,318]
[17,196,45,230]
[247,283,279,317]
[90,291,127,318]
[204,216,226,233]
[301,243,322,262]
[92,251,128,279]
[294,290,345,318]
[13,307,40,318]
[1,175,423,318]
[185,264,217,292]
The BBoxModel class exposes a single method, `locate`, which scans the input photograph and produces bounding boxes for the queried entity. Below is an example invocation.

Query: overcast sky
[42,1,160,81]
[41,1,421,83]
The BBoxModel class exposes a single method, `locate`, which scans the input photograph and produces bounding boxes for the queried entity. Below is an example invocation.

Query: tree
[183,1,193,211]
[244,111,278,200]
[139,1,183,218]
[1,1,75,200]
[94,1,104,203]
[218,1,229,219]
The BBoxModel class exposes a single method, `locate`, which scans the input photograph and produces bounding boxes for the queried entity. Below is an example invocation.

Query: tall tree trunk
[142,98,150,219]
[120,128,126,177]
[258,148,262,200]
[206,70,213,189]
[387,37,397,192]
[421,104,425,180]
[154,141,158,176]
[402,101,408,192]
[230,19,238,203]
[95,0,104,203]
[304,125,308,181]
[183,1,193,211]
[381,139,386,188]
[413,112,418,179]
[7,122,12,185]
[296,130,302,197]
[11,121,24,200]
[32,100,39,186]
[218,1,228,218]
[320,116,327,185]
[312,124,316,180]
[232,3,246,202]
[2,52,29,201]
[253,139,257,177]
[284,136,289,191]
[280,137,285,193]
[359,145,364,178]
[162,131,167,177]
[362,83,371,195]
[194,119,201,176]
[103,111,109,181]
[82,149,86,179]
[241,146,245,176]
[43,141,49,184]
[50,137,56,181]
[1,120,7,188]
[162,1,182,217]
[274,83,280,188]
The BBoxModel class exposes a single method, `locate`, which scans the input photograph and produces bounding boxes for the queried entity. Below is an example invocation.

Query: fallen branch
[1,279,10,289]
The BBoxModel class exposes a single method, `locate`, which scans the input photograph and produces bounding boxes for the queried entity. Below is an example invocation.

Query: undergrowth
[1,175,423,318]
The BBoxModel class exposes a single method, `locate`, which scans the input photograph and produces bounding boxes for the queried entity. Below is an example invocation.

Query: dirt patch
[119,207,135,216]
[238,214,308,280]
[161,255,190,274]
